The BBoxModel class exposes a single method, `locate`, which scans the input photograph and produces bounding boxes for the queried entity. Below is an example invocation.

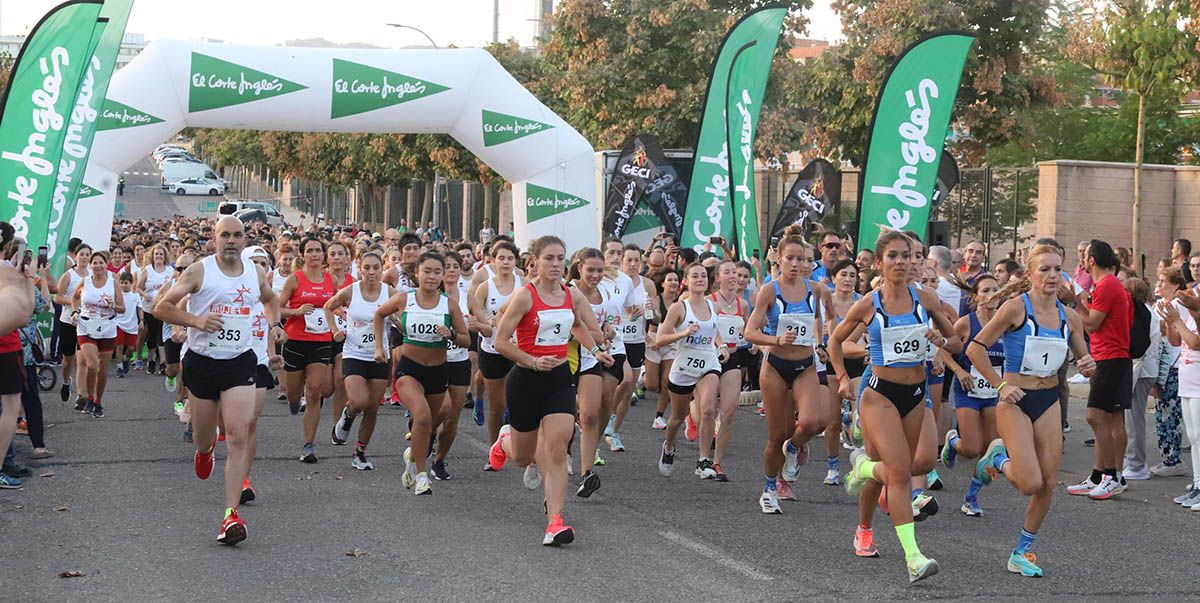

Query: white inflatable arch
[76,40,596,250]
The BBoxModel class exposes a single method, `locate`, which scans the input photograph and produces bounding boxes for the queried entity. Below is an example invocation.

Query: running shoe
[173,400,185,416]
[299,443,318,464]
[685,414,698,442]
[183,422,193,443]
[1007,551,1043,577]
[147,359,156,374]
[75,397,87,412]
[472,396,485,426]
[488,425,511,471]
[352,451,374,471]
[593,450,605,466]
[82,400,95,415]
[608,432,625,452]
[566,455,574,476]
[777,478,796,501]
[217,509,247,545]
[1114,478,1128,495]
[781,440,802,482]
[413,471,432,495]
[976,439,1007,486]
[657,442,674,476]
[940,429,958,468]
[907,553,939,583]
[695,458,717,480]
[90,403,105,418]
[543,515,574,546]
[116,365,125,378]
[1151,462,1189,477]
[1068,476,1102,495]
[1087,476,1121,500]
[824,469,841,485]
[278,392,287,401]
[299,397,308,413]
[604,415,616,438]
[636,386,646,399]
[854,526,879,558]
[0,473,22,489]
[523,464,542,490]
[165,375,177,393]
[713,463,729,482]
[576,470,601,498]
[759,488,782,514]
[402,447,416,489]
[961,497,983,517]
[332,408,354,445]
[194,445,215,480]
[1174,488,1200,505]
[926,469,943,491]
[652,416,667,430]
[431,460,450,481]
[240,481,256,505]
[844,448,869,497]
[464,393,474,409]
[912,492,939,521]
[60,382,70,402]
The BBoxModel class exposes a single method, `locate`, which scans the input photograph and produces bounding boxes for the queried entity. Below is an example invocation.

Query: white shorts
[645,341,679,364]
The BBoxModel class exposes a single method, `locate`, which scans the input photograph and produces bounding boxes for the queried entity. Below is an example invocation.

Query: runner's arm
[153,263,205,328]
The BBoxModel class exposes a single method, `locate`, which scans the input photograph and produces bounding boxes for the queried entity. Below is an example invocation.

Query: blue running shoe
[940,429,958,468]
[976,439,1007,486]
[472,396,486,426]
[604,415,616,438]
[0,473,22,489]
[1007,551,1043,577]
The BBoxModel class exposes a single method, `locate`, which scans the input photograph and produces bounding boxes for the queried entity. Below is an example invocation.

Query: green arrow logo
[331,59,451,118]
[77,184,102,199]
[525,183,589,223]
[189,52,307,112]
[97,99,165,131]
[482,109,554,146]
[626,202,661,233]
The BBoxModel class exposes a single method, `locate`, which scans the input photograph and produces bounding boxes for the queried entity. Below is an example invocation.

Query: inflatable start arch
[76,40,596,249]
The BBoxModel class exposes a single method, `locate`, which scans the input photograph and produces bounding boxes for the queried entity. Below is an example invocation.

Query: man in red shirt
[1069,240,1133,500]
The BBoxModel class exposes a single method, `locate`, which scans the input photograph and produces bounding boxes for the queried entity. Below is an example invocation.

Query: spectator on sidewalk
[958,240,987,286]
[1150,266,1188,477]
[927,245,962,312]
[1172,239,1193,284]
[479,219,495,244]
[397,219,409,234]
[1073,241,1094,294]
[1122,277,1160,481]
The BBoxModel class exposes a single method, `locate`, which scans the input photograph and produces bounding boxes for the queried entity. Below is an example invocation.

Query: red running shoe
[488,425,511,471]
[217,508,247,545]
[542,514,574,546]
[194,445,215,480]
[685,415,698,442]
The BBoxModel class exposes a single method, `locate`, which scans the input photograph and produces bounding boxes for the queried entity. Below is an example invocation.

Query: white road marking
[658,530,773,581]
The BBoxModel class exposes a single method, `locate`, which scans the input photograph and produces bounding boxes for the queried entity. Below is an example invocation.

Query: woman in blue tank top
[744,224,829,516]
[966,244,1093,578]
[939,274,1003,517]
[827,231,962,584]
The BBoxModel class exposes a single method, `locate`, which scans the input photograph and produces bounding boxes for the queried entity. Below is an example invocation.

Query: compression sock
[857,459,879,481]
[764,476,777,492]
[992,450,1011,473]
[1015,528,1036,555]
[355,441,368,455]
[827,456,839,472]
[895,523,922,561]
[966,476,985,499]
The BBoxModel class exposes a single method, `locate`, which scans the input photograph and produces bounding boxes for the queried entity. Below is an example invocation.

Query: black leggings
[144,314,163,350]
[20,365,45,449]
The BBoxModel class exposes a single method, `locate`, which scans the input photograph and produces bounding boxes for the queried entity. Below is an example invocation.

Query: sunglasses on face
[822,243,841,250]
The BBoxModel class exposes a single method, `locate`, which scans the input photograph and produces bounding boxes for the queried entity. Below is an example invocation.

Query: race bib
[622,318,645,340]
[880,323,928,365]
[405,311,445,344]
[333,313,348,334]
[83,317,113,339]
[717,314,744,346]
[535,308,573,347]
[676,345,713,378]
[1020,335,1068,378]
[345,320,378,354]
[304,310,329,334]
[209,315,252,353]
[967,365,1001,399]
[778,313,815,347]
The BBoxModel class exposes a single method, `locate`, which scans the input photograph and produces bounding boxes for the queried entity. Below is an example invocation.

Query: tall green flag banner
[725,38,776,262]
[682,7,787,253]
[856,32,975,249]
[48,0,135,274]
[0,0,105,256]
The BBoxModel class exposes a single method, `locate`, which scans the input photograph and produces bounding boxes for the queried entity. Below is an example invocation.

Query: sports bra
[1002,294,1069,377]
[866,286,930,368]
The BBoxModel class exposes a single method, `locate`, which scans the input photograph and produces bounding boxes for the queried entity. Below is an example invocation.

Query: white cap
[241,246,269,260]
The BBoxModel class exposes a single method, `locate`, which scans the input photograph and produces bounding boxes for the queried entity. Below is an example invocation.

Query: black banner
[603,134,668,239]
[770,158,841,240]
[931,150,959,209]
[642,162,687,240]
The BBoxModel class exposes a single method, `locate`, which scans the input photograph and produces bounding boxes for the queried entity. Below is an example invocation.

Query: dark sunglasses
[821,242,842,249]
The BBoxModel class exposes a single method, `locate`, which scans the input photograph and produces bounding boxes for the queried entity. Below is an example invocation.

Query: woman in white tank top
[72,250,125,417]
[470,241,523,444]
[54,244,92,402]
[136,244,173,374]
[567,248,611,490]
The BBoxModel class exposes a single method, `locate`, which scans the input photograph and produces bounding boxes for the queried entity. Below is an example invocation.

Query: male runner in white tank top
[154,217,283,546]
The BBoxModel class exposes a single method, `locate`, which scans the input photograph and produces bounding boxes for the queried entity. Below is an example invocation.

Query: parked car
[161,162,220,187]
[234,208,285,227]
[220,200,284,221]
[171,178,226,196]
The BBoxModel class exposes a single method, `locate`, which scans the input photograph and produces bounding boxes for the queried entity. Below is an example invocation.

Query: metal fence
[934,166,1039,262]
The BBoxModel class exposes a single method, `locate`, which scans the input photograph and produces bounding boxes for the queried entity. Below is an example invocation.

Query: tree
[1068,0,1198,267]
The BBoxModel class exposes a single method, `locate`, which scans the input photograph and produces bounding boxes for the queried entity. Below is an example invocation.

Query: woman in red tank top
[488,236,611,547]
[277,236,335,463]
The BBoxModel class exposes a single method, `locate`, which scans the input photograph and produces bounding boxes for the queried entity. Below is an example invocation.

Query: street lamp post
[385,23,439,48]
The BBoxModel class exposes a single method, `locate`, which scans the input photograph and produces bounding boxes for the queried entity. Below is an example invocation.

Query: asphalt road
[117,157,224,221]
[3,365,1200,603]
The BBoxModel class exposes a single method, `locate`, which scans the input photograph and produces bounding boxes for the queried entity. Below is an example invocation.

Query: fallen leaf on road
[345,548,367,558]
[40,471,55,478]
[54,506,69,512]
[58,570,85,578]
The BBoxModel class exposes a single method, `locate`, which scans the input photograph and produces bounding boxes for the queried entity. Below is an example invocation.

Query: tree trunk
[483,181,496,228]
[1133,93,1145,274]
[420,179,434,227]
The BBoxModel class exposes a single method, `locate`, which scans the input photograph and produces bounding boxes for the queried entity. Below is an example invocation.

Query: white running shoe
[652,416,667,430]
[351,452,374,471]
[402,447,416,489]
[759,488,782,514]
[658,442,674,477]
[823,469,841,485]
[413,471,432,495]
[1067,477,1100,495]
[608,433,625,452]
[333,408,354,444]
[523,464,542,490]
[1088,476,1121,500]
[165,375,177,393]
[781,441,801,482]
[1151,462,1189,477]
[1122,466,1151,481]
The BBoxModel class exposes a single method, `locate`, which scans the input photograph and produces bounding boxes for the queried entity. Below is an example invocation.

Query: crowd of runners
[2,212,1199,584]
